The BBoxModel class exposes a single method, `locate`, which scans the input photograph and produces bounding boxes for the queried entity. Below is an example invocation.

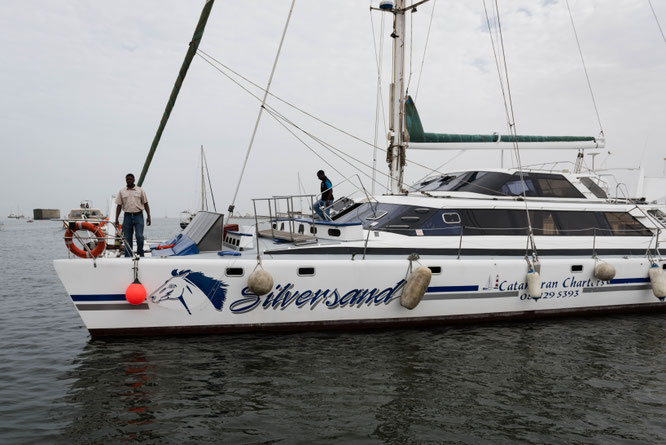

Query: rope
[565,0,604,135]
[227,0,296,219]
[647,0,666,46]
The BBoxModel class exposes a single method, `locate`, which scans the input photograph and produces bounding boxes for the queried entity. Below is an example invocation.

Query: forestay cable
[647,0,666,46]
[565,0,604,135]
[197,50,452,186]
[414,0,437,101]
[483,0,540,265]
[227,0,296,218]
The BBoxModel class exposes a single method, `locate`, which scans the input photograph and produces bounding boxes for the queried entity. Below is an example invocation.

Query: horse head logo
[150,269,228,315]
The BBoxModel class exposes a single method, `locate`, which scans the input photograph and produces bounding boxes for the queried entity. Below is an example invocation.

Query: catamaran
[53,0,665,337]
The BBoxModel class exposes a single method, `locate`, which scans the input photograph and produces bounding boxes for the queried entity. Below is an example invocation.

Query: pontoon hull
[53,256,666,337]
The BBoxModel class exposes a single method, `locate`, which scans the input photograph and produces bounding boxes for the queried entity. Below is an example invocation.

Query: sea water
[0,218,664,444]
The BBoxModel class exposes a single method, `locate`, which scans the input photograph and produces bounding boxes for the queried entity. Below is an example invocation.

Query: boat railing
[252,195,319,244]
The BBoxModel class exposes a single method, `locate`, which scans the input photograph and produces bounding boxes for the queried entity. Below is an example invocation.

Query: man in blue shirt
[314,170,333,220]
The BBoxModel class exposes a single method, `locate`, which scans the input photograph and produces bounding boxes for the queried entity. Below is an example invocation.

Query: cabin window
[428,266,442,274]
[571,265,583,272]
[499,177,537,197]
[366,211,388,221]
[462,209,527,236]
[529,173,586,198]
[552,211,600,236]
[226,268,244,277]
[579,177,608,199]
[648,209,666,227]
[442,213,461,224]
[418,211,461,236]
[298,224,304,234]
[327,228,341,237]
[604,212,652,236]
[529,211,559,235]
[298,267,315,276]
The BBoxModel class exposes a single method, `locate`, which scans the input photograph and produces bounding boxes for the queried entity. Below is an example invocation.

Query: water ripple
[0,219,664,444]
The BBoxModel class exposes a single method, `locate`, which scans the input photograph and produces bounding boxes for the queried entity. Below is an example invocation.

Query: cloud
[0,0,664,218]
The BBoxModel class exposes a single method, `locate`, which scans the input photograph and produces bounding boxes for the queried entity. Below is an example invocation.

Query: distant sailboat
[8,206,24,219]
[180,145,216,229]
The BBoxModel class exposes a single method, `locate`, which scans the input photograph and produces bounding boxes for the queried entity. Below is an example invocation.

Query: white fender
[648,265,666,298]
[400,266,432,309]
[248,269,274,296]
[594,262,616,281]
[527,270,542,298]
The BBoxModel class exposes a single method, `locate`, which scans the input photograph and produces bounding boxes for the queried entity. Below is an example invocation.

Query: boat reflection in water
[55,316,666,443]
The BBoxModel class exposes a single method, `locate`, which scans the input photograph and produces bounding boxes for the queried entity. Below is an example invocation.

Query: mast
[387,0,407,194]
[200,145,206,211]
[137,0,215,187]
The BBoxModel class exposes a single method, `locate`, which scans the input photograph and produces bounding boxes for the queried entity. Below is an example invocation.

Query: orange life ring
[64,221,107,258]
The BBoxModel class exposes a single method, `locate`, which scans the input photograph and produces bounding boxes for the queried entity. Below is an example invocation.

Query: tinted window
[417,171,511,195]
[579,177,608,199]
[415,171,584,198]
[499,177,537,196]
[461,209,528,236]
[552,211,602,236]
[420,211,462,236]
[605,212,652,236]
[531,173,585,198]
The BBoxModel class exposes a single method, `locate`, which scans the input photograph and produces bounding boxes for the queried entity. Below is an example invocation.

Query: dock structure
[33,209,60,220]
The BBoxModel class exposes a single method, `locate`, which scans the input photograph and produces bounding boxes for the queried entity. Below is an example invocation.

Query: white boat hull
[53,255,666,336]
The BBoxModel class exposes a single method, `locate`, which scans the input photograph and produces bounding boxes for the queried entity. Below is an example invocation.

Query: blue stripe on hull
[71,294,126,302]
[70,278,649,303]
[609,277,650,285]
[427,285,479,293]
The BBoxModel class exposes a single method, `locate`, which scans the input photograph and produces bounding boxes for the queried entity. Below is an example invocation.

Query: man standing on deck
[115,173,151,257]
[314,170,334,220]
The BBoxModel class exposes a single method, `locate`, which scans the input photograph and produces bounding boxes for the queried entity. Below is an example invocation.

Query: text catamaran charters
[54,0,666,337]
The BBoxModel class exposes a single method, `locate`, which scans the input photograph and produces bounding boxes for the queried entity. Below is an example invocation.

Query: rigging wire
[263,106,392,190]
[482,0,511,167]
[227,0,296,219]
[647,0,666,46]
[414,0,437,101]
[198,49,378,153]
[406,1,415,92]
[483,0,540,264]
[196,49,453,185]
[196,51,385,185]
[565,0,604,135]
[410,149,464,185]
[369,2,388,194]
[202,148,217,211]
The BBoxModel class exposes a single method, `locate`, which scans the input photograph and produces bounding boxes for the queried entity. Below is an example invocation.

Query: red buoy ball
[125,281,147,305]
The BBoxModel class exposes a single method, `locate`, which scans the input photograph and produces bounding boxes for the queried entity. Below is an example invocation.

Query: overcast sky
[1,0,664,218]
